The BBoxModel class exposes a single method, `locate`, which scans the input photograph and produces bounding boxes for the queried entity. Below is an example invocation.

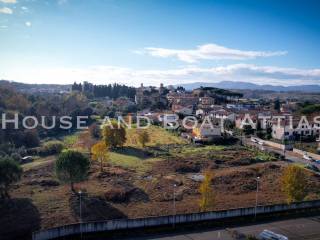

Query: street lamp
[254,177,260,219]
[173,184,177,228]
[78,190,83,240]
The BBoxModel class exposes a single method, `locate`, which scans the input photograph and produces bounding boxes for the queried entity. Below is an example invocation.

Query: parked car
[303,153,314,162]
[258,230,288,240]
[315,160,320,165]
[306,164,319,172]
[251,137,259,144]
[20,156,33,164]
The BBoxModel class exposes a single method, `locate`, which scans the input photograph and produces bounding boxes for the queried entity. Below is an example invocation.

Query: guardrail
[32,200,320,240]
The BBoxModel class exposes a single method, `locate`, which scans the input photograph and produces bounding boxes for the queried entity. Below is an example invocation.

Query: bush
[23,130,40,148]
[0,157,22,199]
[10,153,21,162]
[40,141,64,156]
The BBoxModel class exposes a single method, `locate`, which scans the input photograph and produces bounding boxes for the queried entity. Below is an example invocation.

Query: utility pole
[254,177,260,220]
[79,190,83,240]
[173,184,177,228]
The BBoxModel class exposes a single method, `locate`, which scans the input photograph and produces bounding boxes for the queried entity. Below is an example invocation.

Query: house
[192,124,222,142]
[210,109,236,122]
[271,115,320,140]
[172,105,193,116]
[198,96,215,109]
[171,93,199,106]
[135,83,167,107]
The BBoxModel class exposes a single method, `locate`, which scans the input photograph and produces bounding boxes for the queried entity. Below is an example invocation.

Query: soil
[4,147,320,239]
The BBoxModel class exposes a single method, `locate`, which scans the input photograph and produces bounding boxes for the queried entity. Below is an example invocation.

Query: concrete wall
[33,200,320,240]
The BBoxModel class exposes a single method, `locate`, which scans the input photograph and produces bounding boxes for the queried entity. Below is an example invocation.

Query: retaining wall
[33,200,320,240]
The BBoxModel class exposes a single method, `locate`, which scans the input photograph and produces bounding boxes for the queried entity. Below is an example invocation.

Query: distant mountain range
[177,81,320,92]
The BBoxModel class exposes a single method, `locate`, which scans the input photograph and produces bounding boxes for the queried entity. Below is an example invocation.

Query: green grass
[180,145,225,154]
[109,151,159,173]
[125,125,186,147]
[62,133,80,147]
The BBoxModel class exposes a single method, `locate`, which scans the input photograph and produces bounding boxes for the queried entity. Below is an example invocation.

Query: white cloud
[25,21,31,27]
[0,7,13,14]
[3,64,320,87]
[143,43,287,63]
[0,0,17,3]
[21,6,29,12]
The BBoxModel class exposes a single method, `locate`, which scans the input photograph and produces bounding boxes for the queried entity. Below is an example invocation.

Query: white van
[258,230,288,240]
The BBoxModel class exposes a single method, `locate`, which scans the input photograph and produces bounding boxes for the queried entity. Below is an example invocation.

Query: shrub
[40,141,64,156]
[0,157,22,199]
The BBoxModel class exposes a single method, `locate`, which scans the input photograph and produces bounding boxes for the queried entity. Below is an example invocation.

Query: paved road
[243,138,320,174]
[125,216,320,240]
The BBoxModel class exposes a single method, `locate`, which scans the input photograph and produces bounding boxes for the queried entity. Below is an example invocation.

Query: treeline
[72,82,136,99]
[0,85,93,152]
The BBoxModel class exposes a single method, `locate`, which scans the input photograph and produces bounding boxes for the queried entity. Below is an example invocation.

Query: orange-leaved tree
[199,170,215,212]
[282,165,308,203]
[91,141,109,172]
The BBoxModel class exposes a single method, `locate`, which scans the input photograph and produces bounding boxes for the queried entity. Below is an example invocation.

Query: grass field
[125,125,186,147]
[107,126,186,172]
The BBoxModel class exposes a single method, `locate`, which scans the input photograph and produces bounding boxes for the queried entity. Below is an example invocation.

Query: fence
[32,200,320,240]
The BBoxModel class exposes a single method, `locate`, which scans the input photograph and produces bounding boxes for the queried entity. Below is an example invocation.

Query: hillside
[177,81,320,92]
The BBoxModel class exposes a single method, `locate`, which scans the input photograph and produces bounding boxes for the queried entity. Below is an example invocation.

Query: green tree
[199,170,215,211]
[282,165,308,203]
[103,122,126,148]
[0,157,22,199]
[242,125,254,136]
[55,150,90,192]
[274,99,281,112]
[137,130,150,148]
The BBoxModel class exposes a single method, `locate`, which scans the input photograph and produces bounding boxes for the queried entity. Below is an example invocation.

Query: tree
[89,123,101,139]
[0,157,22,199]
[199,170,215,211]
[55,150,90,193]
[242,125,254,136]
[274,99,281,112]
[137,130,150,148]
[103,122,126,148]
[91,141,109,172]
[282,165,308,203]
[23,129,40,148]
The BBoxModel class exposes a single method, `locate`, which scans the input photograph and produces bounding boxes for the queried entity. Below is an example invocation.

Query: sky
[1,0,320,87]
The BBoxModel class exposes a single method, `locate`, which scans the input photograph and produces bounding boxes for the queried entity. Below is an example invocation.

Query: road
[243,137,320,174]
[125,216,320,240]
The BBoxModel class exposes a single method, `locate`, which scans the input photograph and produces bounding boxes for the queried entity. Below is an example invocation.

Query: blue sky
[1,0,320,86]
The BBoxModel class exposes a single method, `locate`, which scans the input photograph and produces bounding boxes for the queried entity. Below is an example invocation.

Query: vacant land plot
[4,127,320,239]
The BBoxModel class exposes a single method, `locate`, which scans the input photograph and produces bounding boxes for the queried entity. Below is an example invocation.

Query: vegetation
[91,141,109,172]
[300,103,320,114]
[281,165,308,203]
[274,98,281,112]
[137,130,150,148]
[103,122,127,148]
[242,125,254,135]
[39,140,64,156]
[0,157,22,199]
[72,82,136,99]
[55,150,90,192]
[199,170,215,211]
